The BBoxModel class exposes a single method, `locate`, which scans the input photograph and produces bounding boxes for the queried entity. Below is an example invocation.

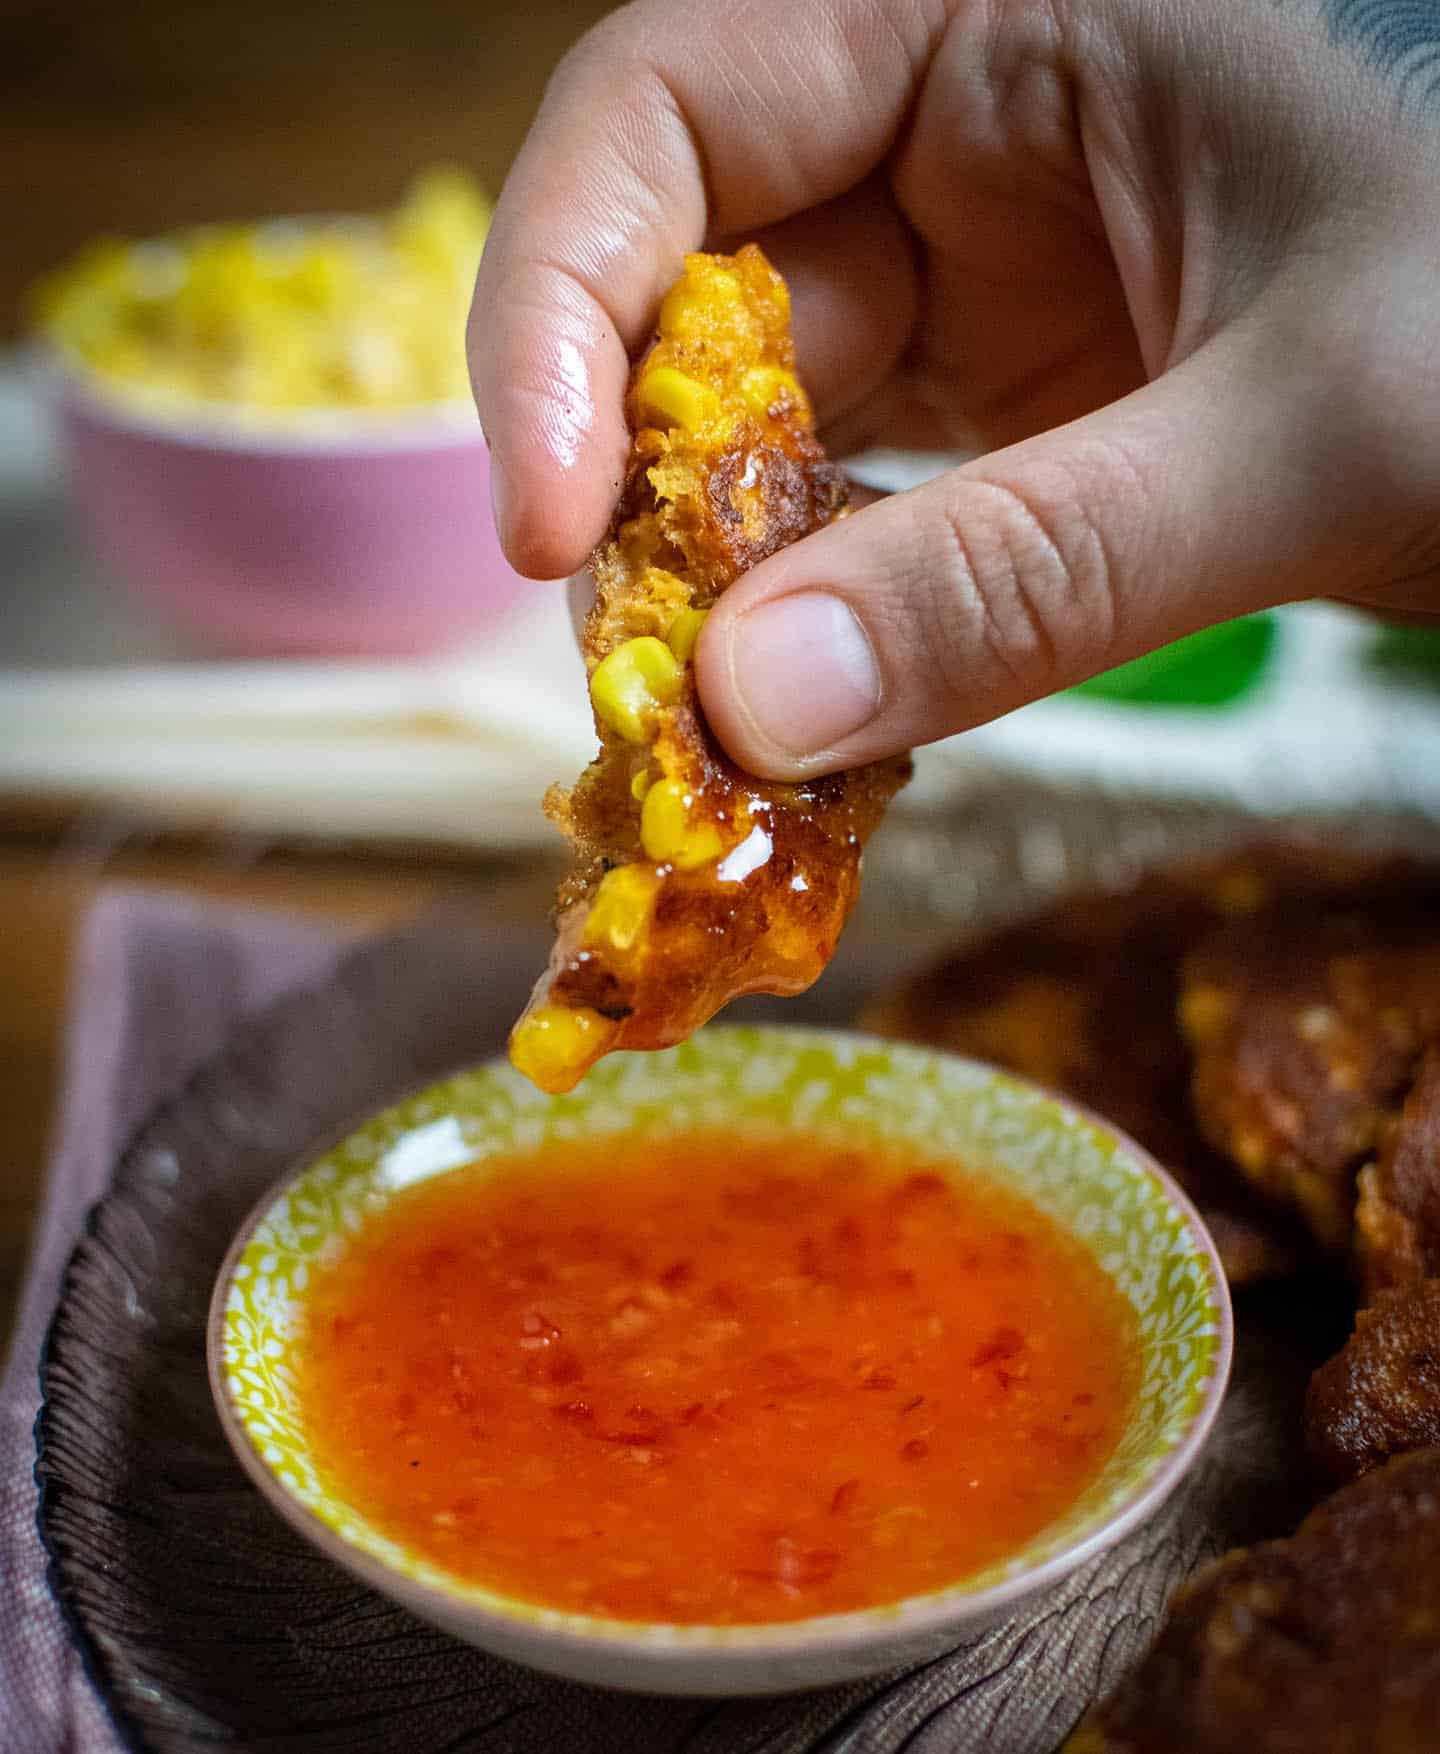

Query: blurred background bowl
[52,370,527,657]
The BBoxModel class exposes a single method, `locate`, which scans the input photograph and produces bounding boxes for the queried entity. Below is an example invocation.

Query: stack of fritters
[866,846,1440,1286]
[870,844,1440,1751]
[861,868,1302,1283]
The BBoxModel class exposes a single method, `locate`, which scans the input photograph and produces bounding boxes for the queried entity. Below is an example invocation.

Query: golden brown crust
[1355,1046,1440,1295]
[1306,1281,1440,1485]
[510,246,908,1092]
[1180,872,1440,1253]
[957,848,1440,1748]
[861,853,1317,1286]
[1066,1448,1440,1754]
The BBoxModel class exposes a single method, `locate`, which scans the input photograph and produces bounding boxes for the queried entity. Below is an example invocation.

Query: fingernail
[729,593,882,757]
[487,448,510,549]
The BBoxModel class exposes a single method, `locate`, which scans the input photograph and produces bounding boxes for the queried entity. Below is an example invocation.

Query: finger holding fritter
[468,0,933,580]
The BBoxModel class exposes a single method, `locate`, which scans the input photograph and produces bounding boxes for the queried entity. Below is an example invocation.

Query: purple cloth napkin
[0,888,348,1754]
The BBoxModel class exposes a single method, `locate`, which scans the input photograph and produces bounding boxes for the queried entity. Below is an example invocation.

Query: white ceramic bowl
[208,1025,1232,1695]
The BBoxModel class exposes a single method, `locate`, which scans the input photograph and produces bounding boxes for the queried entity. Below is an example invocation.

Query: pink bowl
[56,375,530,657]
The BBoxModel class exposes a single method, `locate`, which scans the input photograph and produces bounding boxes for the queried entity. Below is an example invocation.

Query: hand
[471,0,1440,779]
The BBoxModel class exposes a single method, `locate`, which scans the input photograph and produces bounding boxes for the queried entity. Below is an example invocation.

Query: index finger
[469,0,941,579]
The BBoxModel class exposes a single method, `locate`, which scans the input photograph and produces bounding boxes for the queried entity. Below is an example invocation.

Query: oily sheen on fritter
[509,246,909,1094]
[1306,1280,1440,1485]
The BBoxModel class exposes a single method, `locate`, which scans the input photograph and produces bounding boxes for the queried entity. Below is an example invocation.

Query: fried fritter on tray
[859,878,1209,1126]
[509,246,909,1093]
[1306,1280,1440,1484]
[1065,1447,1440,1754]
[1355,1045,1440,1294]
[1180,877,1440,1252]
[861,858,1311,1284]
[913,848,1440,1747]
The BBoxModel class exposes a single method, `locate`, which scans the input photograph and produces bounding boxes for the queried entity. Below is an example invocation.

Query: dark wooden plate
[35,915,1334,1754]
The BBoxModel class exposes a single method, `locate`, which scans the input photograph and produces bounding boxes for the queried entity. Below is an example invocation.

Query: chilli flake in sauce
[298,1132,1138,1624]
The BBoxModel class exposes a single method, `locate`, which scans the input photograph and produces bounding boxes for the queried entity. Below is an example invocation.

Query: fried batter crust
[861,854,1320,1284]
[1306,1280,1440,1484]
[510,246,908,1092]
[1355,1045,1440,1295]
[1066,1448,1440,1754]
[1180,867,1440,1252]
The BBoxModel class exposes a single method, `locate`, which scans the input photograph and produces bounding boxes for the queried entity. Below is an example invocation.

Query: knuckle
[925,461,1120,709]
[546,35,702,262]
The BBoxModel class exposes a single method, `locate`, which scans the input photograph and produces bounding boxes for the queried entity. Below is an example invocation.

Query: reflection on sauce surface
[298,1132,1138,1624]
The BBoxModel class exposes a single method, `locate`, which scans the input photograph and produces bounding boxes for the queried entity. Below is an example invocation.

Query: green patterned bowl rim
[208,1024,1232,1662]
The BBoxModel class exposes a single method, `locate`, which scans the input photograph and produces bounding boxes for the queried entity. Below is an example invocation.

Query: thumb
[696,326,1355,780]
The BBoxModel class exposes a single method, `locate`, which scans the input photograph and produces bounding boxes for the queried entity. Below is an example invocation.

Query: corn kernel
[1063,1730,1108,1754]
[584,864,662,953]
[1297,1006,1338,1043]
[509,1003,615,1094]
[635,366,721,433]
[1235,1129,1270,1174]
[665,607,709,663]
[630,769,654,802]
[1179,984,1234,1042]
[641,779,724,870]
[31,167,491,414]
[659,270,743,337]
[739,365,802,419]
[589,636,683,743]
[1210,867,1270,916]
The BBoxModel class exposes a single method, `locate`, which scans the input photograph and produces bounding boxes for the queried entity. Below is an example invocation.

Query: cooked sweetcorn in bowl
[31,169,528,655]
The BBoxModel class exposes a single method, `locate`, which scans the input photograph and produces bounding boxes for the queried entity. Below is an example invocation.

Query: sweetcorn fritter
[1180,875,1440,1252]
[1065,1448,1440,1754]
[509,246,908,1093]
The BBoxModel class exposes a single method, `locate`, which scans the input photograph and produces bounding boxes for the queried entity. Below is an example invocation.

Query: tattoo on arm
[1325,1,1440,99]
